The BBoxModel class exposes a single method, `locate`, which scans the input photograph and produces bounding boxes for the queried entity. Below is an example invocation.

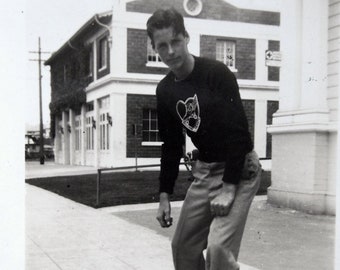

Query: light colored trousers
[172,151,261,270]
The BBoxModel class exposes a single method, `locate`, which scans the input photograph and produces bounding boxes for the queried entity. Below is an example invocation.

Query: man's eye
[172,40,181,46]
[157,44,167,50]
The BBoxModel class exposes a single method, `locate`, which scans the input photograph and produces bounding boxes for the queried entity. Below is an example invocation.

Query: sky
[25,0,114,129]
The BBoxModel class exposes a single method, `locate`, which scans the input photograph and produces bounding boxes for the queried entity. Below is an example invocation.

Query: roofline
[45,11,112,65]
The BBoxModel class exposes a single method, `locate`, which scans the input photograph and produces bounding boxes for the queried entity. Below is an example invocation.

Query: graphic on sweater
[176,94,201,132]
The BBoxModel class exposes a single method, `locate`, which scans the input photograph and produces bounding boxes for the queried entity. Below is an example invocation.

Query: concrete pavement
[25,161,335,270]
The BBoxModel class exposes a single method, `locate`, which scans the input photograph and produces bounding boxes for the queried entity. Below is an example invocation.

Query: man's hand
[210,183,236,216]
[156,192,173,228]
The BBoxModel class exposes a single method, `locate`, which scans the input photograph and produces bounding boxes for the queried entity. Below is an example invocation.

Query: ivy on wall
[48,47,91,138]
[49,88,86,138]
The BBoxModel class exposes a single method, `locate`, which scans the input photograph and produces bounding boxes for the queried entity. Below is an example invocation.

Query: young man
[147,8,262,270]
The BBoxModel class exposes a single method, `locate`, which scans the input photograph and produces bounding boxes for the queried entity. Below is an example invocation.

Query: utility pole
[38,37,44,165]
[29,37,50,165]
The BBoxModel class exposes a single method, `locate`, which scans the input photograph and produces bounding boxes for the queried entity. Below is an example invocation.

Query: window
[99,113,110,150]
[75,116,81,151]
[216,40,237,71]
[86,102,94,112]
[85,103,94,150]
[57,119,62,151]
[146,37,166,67]
[99,96,110,150]
[86,45,93,77]
[85,116,94,150]
[98,38,107,70]
[142,109,161,142]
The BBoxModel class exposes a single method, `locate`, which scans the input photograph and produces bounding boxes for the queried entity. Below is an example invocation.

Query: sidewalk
[25,161,97,179]
[25,162,335,270]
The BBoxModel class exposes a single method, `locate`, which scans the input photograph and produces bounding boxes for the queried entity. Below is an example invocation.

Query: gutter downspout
[67,40,77,50]
[94,15,112,48]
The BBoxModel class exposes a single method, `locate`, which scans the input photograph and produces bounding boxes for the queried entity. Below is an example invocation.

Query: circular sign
[183,0,203,16]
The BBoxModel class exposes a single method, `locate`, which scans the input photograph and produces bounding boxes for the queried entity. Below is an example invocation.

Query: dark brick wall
[200,35,255,80]
[126,94,256,158]
[268,40,280,81]
[127,29,169,75]
[266,100,279,158]
[242,100,255,144]
[127,0,280,26]
[126,94,162,158]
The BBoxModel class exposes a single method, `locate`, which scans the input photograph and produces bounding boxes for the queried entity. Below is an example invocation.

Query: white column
[111,26,127,76]
[267,0,333,214]
[110,93,127,166]
[93,41,98,81]
[94,99,99,167]
[254,99,267,158]
[111,0,127,76]
[187,31,200,57]
[62,111,70,164]
[277,0,302,112]
[54,115,60,163]
[81,105,86,165]
[255,39,268,84]
[300,0,328,111]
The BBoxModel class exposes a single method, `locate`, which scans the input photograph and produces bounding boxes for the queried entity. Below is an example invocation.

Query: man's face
[153,27,190,72]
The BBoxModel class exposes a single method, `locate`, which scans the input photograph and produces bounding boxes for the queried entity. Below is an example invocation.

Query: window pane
[142,131,149,141]
[107,124,110,149]
[103,125,106,150]
[151,110,157,119]
[151,120,157,130]
[142,109,149,119]
[146,37,162,63]
[150,132,157,141]
[142,120,149,130]
[99,38,107,68]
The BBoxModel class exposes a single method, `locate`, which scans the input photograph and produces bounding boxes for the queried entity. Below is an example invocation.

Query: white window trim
[216,40,238,72]
[88,45,94,78]
[141,141,163,146]
[146,37,167,68]
[98,38,108,71]
[229,67,238,73]
[74,117,82,151]
[146,61,168,68]
[142,108,161,143]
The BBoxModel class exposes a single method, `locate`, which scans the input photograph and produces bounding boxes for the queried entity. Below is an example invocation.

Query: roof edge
[45,11,112,65]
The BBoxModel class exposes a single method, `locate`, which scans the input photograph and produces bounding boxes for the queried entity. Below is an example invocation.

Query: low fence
[96,158,270,207]
[96,162,189,206]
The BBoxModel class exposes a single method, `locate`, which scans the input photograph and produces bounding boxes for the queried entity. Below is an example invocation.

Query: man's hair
[146,8,187,49]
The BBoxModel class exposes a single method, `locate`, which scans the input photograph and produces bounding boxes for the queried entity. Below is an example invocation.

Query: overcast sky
[25,0,114,128]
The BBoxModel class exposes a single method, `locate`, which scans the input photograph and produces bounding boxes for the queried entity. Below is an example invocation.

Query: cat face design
[176,94,201,132]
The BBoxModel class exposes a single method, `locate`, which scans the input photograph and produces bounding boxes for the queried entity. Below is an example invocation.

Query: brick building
[45,0,280,169]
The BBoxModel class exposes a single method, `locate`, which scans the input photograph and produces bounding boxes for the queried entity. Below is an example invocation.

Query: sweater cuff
[159,183,174,195]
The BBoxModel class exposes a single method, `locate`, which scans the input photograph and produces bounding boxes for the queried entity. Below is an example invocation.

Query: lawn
[25,170,270,208]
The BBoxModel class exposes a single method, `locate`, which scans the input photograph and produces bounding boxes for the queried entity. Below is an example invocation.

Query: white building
[45,0,280,171]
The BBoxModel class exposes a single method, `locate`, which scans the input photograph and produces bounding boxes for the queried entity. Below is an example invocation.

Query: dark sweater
[156,56,253,194]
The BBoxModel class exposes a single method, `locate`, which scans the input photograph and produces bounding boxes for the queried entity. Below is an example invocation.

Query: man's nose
[168,44,175,55]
